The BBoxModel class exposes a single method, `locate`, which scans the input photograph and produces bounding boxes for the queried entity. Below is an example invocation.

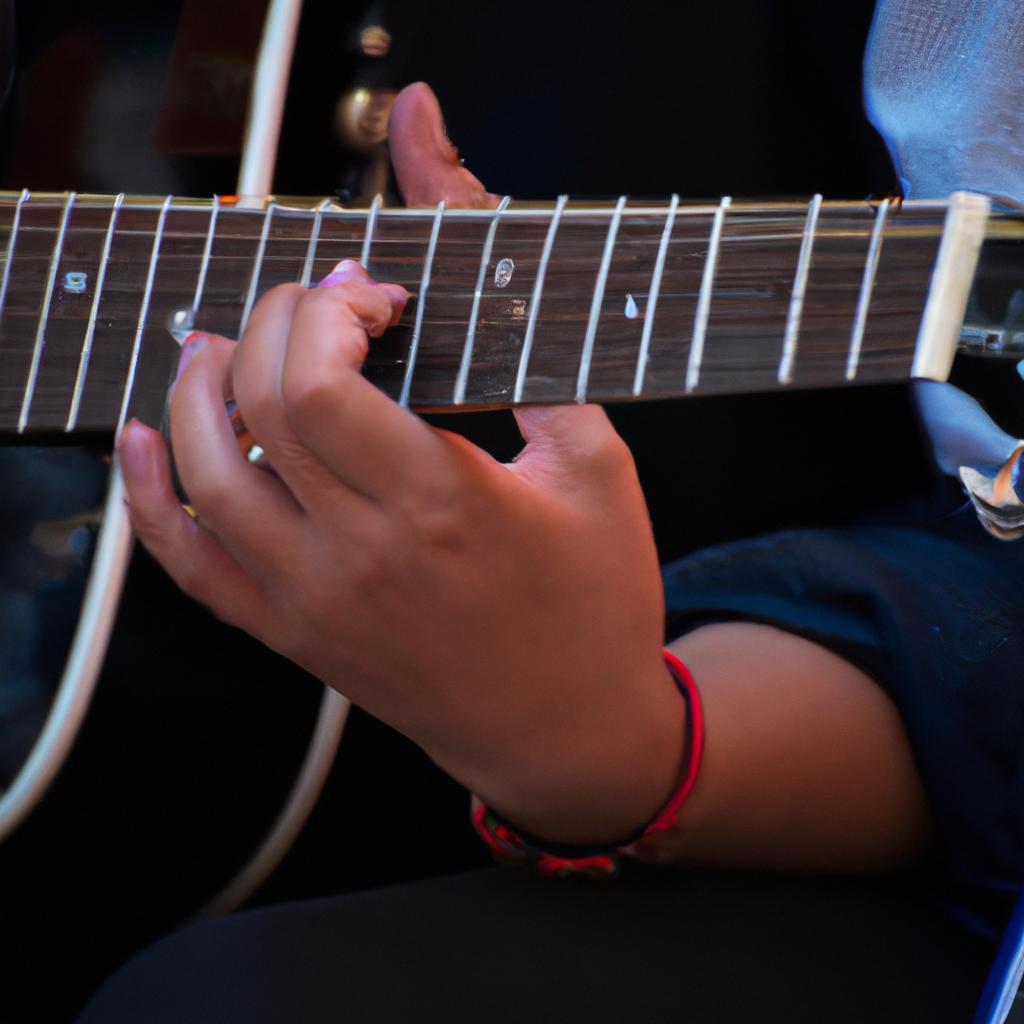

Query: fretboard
[0,190,983,436]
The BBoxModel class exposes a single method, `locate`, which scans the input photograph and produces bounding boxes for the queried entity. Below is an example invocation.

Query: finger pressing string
[170,333,307,572]
[118,419,272,632]
[317,259,409,328]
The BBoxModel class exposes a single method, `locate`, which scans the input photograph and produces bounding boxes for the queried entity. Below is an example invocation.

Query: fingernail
[440,119,461,160]
[176,332,209,380]
[117,419,152,482]
[317,259,363,288]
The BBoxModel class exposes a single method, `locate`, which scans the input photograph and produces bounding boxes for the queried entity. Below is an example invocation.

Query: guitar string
[0,194,942,238]
[0,219,936,247]
[0,204,939,289]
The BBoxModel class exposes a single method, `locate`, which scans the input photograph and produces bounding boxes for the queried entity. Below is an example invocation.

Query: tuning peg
[334,86,396,156]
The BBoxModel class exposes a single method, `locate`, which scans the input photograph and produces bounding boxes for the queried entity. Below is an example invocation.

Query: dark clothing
[664,506,1024,888]
[78,500,1024,1024]
[78,864,993,1024]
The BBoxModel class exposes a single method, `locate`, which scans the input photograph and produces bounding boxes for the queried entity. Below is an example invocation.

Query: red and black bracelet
[471,650,704,879]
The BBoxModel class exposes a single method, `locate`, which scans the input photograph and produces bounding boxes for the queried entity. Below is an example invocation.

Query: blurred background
[0,1,1021,1019]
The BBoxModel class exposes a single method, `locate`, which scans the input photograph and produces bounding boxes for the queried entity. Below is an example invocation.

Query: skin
[118,83,932,870]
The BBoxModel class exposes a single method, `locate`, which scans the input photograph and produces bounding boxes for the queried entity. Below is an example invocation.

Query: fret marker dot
[624,293,638,320]
[63,271,87,294]
[494,258,514,288]
[168,309,193,345]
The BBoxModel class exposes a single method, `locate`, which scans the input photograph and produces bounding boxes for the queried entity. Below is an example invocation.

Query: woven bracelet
[471,650,703,879]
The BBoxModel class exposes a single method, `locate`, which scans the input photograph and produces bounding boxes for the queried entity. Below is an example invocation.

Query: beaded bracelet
[471,650,703,879]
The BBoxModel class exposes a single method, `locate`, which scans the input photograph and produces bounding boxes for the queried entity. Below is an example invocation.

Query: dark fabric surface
[664,504,1024,888]
[77,864,994,1024]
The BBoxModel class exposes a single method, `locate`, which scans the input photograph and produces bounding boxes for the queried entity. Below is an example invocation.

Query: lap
[77,864,994,1023]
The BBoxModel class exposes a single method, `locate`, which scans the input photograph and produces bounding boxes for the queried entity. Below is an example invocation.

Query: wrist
[473,652,690,848]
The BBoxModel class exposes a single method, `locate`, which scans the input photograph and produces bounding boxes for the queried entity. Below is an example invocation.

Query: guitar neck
[0,189,991,437]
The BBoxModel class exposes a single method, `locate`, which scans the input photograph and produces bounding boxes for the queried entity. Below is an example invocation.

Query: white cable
[235,0,304,200]
[0,0,350,902]
[193,691,351,920]
[195,0,353,919]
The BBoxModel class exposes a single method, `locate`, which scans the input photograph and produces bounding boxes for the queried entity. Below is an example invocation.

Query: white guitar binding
[0,468,134,843]
[0,0,353,921]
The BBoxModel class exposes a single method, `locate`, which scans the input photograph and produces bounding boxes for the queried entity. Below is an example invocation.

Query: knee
[77,914,273,1024]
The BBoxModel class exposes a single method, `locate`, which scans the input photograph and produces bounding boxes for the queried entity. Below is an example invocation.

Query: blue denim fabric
[865,0,1024,205]
[663,504,1024,885]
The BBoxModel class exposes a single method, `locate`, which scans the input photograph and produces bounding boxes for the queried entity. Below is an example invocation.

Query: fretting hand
[117,84,685,846]
[119,84,932,868]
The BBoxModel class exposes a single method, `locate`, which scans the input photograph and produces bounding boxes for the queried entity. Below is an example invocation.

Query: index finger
[279,274,452,502]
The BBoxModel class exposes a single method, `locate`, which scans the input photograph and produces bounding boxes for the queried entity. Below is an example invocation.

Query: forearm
[463,622,932,873]
[632,624,932,872]
[440,650,687,847]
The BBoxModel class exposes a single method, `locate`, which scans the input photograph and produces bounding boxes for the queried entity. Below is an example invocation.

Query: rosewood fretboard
[0,191,963,436]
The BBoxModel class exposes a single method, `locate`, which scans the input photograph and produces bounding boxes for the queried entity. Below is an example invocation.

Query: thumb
[509,404,631,493]
[389,82,501,209]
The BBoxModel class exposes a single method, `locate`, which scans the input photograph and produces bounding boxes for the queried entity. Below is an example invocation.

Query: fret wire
[67,193,124,432]
[190,195,220,320]
[299,202,326,286]
[360,193,383,267]
[454,195,512,405]
[576,195,628,403]
[117,195,172,433]
[777,193,823,384]
[514,194,568,403]
[686,195,732,393]
[633,194,679,397]
[400,200,445,409]
[19,191,76,433]
[0,188,30,326]
[845,198,891,381]
[239,203,275,336]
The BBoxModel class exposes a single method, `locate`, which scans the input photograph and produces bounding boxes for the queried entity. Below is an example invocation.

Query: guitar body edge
[0,466,132,842]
